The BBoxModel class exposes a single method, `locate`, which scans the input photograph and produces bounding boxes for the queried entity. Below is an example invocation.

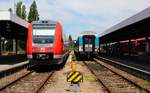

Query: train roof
[32,20,57,25]
[80,31,97,36]
[32,20,60,29]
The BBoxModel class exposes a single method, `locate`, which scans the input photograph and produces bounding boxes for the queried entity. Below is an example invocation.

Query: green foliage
[16,1,26,20]
[69,41,75,50]
[15,0,39,22]
[22,5,26,20]
[28,0,39,23]
[69,35,72,41]
[68,35,75,50]
[16,1,22,18]
[140,89,146,93]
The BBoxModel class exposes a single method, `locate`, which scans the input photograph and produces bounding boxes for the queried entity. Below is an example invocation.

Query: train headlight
[41,48,48,52]
[40,48,45,51]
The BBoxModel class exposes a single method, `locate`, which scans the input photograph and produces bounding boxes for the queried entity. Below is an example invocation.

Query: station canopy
[0,11,28,40]
[99,7,150,43]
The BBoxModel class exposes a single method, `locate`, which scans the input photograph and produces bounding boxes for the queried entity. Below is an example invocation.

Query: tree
[16,1,26,20]
[16,1,22,18]
[22,5,26,20]
[28,0,39,23]
[69,35,72,42]
[68,35,75,50]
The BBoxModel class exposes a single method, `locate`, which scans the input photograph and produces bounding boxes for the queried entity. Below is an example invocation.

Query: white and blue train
[75,31,99,58]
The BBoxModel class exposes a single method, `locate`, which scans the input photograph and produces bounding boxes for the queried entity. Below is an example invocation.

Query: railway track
[83,60,149,93]
[0,70,54,93]
[96,56,150,81]
[95,56,150,92]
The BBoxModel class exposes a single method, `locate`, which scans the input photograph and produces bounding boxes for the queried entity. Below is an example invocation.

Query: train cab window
[33,35,54,44]
[84,36,95,44]
[33,29,55,44]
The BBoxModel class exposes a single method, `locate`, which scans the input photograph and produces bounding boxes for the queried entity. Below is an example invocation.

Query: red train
[27,20,68,65]
[99,37,150,57]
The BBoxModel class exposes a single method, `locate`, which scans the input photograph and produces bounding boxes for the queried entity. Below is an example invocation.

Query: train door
[83,35,95,52]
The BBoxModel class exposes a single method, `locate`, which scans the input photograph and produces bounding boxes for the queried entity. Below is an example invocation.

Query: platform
[98,55,150,72]
[0,10,28,56]
[0,54,28,72]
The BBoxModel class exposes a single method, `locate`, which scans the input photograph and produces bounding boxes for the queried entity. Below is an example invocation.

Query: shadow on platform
[0,54,27,65]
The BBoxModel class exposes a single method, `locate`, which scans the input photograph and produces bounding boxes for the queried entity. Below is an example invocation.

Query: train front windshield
[84,38,93,44]
[84,36,95,44]
[33,29,55,44]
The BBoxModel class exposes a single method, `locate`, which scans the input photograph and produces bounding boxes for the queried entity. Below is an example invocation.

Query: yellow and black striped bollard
[67,61,83,92]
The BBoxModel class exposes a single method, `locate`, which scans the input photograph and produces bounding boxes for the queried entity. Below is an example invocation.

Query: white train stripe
[54,55,63,59]
[27,55,32,59]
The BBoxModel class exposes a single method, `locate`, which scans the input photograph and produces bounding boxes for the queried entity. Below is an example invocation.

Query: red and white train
[27,20,68,65]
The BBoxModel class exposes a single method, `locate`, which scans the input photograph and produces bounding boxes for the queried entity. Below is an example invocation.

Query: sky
[0,0,150,39]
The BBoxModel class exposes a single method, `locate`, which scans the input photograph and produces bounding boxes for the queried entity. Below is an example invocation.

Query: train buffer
[67,62,83,92]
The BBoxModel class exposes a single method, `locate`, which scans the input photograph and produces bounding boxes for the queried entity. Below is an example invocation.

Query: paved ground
[41,54,105,93]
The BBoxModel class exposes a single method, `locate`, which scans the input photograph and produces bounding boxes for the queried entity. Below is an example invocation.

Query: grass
[84,74,97,82]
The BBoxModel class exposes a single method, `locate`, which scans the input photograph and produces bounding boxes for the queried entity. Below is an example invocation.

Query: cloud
[0,0,150,39]
[35,0,150,39]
